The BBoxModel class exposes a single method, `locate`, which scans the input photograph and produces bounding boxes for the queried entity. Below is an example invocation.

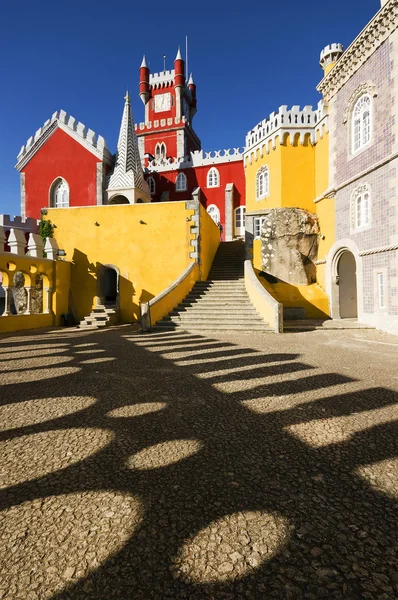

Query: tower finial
[124,90,130,102]
[140,55,148,68]
[175,46,183,61]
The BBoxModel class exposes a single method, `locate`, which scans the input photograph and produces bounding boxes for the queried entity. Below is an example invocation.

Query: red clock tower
[136,48,201,164]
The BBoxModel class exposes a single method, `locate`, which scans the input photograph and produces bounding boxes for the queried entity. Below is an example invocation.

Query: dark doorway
[104,268,117,306]
[338,251,358,318]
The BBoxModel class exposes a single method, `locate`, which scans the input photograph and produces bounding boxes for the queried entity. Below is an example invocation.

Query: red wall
[145,160,245,240]
[23,128,101,219]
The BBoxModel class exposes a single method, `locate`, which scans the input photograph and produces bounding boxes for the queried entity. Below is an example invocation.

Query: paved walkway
[0,325,397,599]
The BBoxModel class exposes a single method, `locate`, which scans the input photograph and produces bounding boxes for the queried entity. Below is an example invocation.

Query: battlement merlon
[15,110,113,171]
[244,101,328,151]
[0,214,39,233]
[149,69,175,88]
[145,148,244,173]
[135,116,201,147]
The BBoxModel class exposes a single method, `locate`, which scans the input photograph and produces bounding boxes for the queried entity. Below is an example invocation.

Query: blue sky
[0,0,380,216]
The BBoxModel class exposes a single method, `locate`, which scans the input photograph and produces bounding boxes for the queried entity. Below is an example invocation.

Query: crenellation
[0,214,39,233]
[145,147,244,173]
[244,100,328,160]
[16,110,112,168]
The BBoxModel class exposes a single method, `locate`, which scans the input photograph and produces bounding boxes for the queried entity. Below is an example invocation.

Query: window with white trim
[207,167,220,188]
[51,178,69,208]
[351,184,371,231]
[176,172,187,192]
[254,216,266,238]
[235,206,246,229]
[352,94,371,153]
[377,272,385,309]
[256,165,269,200]
[155,142,167,161]
[206,204,220,224]
[147,176,155,195]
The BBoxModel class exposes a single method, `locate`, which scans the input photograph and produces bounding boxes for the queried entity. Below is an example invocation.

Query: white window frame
[351,94,372,155]
[207,167,220,188]
[256,165,269,200]
[147,176,156,196]
[254,216,266,239]
[351,183,371,233]
[377,272,385,309]
[234,206,246,236]
[206,204,220,224]
[50,178,69,208]
[155,142,167,161]
[176,172,187,192]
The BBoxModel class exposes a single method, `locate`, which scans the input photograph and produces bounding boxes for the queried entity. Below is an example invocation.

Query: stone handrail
[140,262,199,331]
[244,260,283,333]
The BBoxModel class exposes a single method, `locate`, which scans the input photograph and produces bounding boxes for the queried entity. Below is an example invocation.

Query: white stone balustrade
[27,233,44,257]
[7,228,26,255]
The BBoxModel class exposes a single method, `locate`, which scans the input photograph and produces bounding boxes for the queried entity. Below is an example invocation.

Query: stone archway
[109,195,129,205]
[97,265,120,307]
[327,241,361,320]
[338,251,358,318]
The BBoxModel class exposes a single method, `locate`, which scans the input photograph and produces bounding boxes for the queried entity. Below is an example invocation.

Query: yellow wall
[280,136,315,211]
[199,204,220,280]
[245,261,283,332]
[315,129,329,198]
[149,263,200,325]
[245,141,282,213]
[0,253,70,333]
[47,202,196,323]
[255,268,330,319]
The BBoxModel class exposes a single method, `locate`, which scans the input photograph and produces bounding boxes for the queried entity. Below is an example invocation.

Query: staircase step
[155,323,272,332]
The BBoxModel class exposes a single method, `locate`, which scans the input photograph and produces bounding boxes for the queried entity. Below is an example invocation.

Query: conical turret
[139,55,151,105]
[107,92,150,203]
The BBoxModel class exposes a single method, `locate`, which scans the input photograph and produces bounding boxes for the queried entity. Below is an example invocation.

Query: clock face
[154,92,171,113]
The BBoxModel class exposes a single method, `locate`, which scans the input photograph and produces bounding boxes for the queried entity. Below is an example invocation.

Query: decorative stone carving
[260,208,320,285]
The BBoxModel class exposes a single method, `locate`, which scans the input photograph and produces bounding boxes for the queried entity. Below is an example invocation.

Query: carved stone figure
[261,208,320,285]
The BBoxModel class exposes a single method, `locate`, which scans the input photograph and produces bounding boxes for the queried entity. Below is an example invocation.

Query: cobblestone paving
[0,325,397,599]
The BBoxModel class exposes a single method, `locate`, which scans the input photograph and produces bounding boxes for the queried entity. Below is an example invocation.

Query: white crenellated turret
[319,43,344,75]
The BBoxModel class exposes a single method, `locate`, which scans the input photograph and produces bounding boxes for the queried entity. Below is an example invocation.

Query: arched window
[206,204,220,224]
[351,183,371,231]
[147,176,156,195]
[352,94,371,153]
[155,142,167,161]
[207,167,220,188]
[176,172,187,192]
[256,166,269,200]
[51,178,69,208]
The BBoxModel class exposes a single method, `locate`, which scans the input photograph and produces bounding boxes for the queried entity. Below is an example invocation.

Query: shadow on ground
[0,326,397,599]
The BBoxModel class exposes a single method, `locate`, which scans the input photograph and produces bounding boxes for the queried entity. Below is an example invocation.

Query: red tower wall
[22,128,101,219]
[145,160,245,240]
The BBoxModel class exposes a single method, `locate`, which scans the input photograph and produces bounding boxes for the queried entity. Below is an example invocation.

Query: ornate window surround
[256,165,269,201]
[350,182,371,233]
[343,83,377,159]
[176,172,187,192]
[207,167,220,188]
[49,177,69,208]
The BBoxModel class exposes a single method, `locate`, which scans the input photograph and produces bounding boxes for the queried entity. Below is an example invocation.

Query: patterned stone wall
[330,40,392,189]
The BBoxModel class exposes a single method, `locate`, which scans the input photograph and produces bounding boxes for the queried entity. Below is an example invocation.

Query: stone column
[2,287,11,316]
[25,287,32,315]
[44,287,53,314]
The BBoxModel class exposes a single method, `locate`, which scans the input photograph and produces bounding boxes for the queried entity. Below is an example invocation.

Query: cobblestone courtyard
[0,325,397,599]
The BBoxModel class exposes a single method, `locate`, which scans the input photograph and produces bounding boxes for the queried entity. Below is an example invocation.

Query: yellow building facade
[243,47,341,319]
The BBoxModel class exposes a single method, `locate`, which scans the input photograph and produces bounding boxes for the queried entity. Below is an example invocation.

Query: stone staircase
[155,241,272,333]
[78,305,120,330]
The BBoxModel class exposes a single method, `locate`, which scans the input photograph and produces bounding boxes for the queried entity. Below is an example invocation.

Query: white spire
[107,92,148,194]
[175,46,183,61]
[140,55,148,68]
[188,73,195,85]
